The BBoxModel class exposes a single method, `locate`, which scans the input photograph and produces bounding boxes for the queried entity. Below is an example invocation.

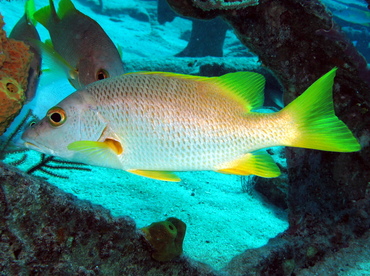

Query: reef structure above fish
[22,68,361,182]
[34,0,124,89]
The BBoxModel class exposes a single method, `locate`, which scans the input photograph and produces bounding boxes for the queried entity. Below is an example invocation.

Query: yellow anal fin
[127,170,181,182]
[217,151,281,178]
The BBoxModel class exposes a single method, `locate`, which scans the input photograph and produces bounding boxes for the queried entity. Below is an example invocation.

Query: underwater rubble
[0,163,217,275]
[1,158,369,275]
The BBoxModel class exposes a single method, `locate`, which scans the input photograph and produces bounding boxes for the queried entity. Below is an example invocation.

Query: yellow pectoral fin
[68,139,123,155]
[127,170,181,182]
[67,139,123,168]
[217,151,281,178]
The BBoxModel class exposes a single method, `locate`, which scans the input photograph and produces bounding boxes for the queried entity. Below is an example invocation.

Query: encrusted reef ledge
[1,161,370,275]
[0,162,216,275]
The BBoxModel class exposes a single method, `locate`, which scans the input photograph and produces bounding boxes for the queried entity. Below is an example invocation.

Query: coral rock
[141,217,187,262]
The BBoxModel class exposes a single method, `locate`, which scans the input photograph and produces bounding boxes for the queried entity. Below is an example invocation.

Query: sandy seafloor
[0,0,369,273]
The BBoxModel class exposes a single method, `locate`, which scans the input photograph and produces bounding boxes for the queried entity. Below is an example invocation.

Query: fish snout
[21,120,53,154]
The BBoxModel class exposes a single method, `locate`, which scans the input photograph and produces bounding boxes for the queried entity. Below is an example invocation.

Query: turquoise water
[0,0,369,272]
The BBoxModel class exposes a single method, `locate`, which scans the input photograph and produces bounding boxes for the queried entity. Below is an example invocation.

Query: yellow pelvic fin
[216,151,281,178]
[130,71,265,112]
[281,68,361,152]
[127,170,181,182]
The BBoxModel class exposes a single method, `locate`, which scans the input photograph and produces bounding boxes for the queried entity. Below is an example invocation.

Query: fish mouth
[24,141,54,155]
[24,142,40,150]
[24,142,39,148]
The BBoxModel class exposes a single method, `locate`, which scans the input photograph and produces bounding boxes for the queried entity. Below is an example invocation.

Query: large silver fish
[34,0,124,88]
[22,69,361,182]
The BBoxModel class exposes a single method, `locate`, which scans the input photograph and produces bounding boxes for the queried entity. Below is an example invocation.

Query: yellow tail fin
[281,68,361,152]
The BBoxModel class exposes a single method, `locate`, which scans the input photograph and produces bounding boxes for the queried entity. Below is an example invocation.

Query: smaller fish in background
[9,0,42,102]
[34,0,124,89]
[366,0,370,10]
[333,6,370,27]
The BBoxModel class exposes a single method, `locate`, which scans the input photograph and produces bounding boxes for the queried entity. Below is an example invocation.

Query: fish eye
[96,69,109,81]
[47,106,67,127]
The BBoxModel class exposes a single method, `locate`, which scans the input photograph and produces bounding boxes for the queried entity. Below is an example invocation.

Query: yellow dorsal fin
[58,0,76,19]
[130,71,265,112]
[127,170,181,182]
[212,71,265,112]
[129,71,205,80]
[216,151,281,178]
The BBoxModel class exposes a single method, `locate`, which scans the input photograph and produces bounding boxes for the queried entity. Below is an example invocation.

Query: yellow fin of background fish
[35,39,79,88]
[134,71,265,112]
[25,0,37,26]
[281,67,361,152]
[34,2,53,28]
[58,0,77,19]
[216,151,281,178]
[127,170,181,182]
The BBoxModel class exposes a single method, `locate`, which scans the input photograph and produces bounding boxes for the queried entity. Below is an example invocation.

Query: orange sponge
[0,14,33,135]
